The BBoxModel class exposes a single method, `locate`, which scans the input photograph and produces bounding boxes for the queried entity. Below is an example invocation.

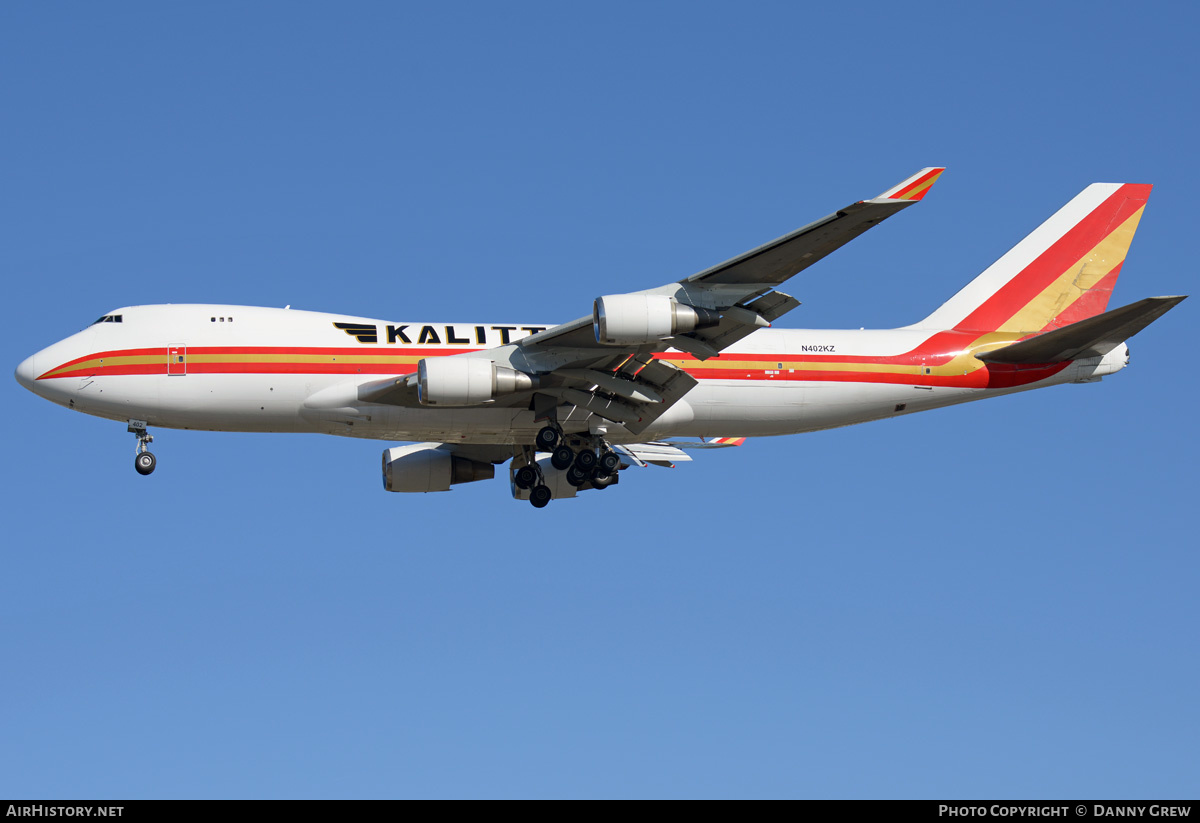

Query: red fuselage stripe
[40,344,1071,390]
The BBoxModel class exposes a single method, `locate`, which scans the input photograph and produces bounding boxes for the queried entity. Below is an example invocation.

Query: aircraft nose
[15,353,38,391]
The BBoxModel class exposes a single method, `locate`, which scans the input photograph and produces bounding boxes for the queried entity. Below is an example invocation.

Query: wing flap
[615,441,694,467]
[611,355,698,435]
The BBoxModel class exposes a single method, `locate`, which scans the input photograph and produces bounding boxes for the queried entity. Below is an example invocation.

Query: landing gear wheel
[591,472,615,489]
[599,450,621,473]
[134,451,157,476]
[530,485,552,508]
[514,465,538,490]
[575,449,598,471]
[535,426,559,450]
[566,465,589,487]
[551,445,575,470]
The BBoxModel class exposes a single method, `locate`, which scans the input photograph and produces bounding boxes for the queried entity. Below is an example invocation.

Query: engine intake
[382,444,495,492]
[417,357,537,406]
[593,294,720,345]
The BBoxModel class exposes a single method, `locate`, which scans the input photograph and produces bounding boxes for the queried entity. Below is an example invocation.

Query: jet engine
[417,357,537,406]
[382,444,495,492]
[593,294,720,345]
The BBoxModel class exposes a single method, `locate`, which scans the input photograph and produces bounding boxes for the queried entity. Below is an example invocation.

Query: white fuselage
[15,304,1127,445]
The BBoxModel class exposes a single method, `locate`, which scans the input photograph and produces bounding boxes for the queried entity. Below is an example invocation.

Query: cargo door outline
[167,345,187,376]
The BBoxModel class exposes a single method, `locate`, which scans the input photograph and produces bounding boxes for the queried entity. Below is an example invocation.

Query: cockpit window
[91,315,123,325]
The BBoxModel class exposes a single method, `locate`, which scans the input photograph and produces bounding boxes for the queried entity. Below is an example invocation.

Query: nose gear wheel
[127,420,156,476]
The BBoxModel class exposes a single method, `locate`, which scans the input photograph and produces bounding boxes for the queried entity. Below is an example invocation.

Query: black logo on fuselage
[332,322,548,347]
[333,323,378,344]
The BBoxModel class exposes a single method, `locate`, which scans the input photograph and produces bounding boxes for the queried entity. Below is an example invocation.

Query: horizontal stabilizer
[976,296,1186,364]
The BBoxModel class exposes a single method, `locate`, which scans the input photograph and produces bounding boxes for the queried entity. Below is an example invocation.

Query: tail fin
[914,183,1151,333]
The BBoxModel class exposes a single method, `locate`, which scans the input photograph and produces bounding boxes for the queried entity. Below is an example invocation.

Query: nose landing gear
[128,419,156,476]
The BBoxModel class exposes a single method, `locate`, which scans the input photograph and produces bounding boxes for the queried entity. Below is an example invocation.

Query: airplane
[14,168,1186,508]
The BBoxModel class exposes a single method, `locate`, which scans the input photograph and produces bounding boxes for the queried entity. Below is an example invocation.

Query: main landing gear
[512,443,549,507]
[513,457,553,509]
[523,425,622,508]
[128,419,156,476]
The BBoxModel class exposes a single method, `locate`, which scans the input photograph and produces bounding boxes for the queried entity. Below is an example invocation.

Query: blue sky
[2,1,1196,799]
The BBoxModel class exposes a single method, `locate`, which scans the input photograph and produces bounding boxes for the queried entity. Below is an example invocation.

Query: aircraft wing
[361,169,944,434]
[521,166,944,354]
[504,168,944,432]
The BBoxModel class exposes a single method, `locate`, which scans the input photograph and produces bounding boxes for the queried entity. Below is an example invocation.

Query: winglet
[874,167,946,202]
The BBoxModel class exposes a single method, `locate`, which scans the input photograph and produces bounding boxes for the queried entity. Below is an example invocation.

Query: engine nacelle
[382,444,495,492]
[417,357,537,406]
[593,294,720,345]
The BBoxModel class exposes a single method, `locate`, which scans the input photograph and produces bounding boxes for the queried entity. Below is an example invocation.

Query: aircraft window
[212,316,234,323]
[92,315,124,325]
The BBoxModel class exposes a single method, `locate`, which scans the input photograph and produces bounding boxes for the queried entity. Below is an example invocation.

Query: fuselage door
[167,345,187,376]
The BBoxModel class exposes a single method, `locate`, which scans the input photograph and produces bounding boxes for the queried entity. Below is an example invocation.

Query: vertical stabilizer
[913,183,1151,333]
